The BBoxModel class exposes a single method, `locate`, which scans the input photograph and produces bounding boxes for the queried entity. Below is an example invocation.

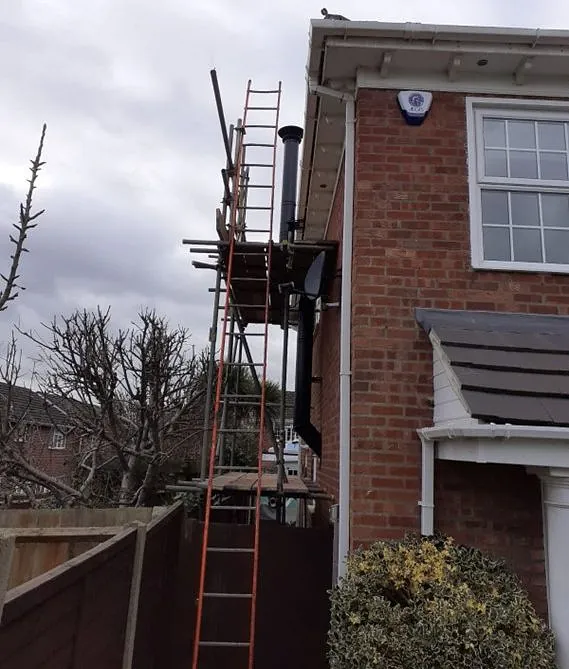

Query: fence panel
[0,527,137,669]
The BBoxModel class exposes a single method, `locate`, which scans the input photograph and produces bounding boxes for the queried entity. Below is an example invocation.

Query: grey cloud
[1,0,568,388]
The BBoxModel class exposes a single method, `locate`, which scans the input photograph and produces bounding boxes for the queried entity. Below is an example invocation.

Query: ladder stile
[191,78,282,669]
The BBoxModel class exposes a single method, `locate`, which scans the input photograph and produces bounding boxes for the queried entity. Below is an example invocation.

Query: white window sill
[472,258,569,274]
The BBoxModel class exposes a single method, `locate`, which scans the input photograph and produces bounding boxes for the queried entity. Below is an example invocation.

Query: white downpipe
[308,81,355,582]
[419,436,435,536]
[338,97,355,581]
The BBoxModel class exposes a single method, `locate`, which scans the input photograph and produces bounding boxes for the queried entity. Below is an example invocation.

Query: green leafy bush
[329,536,556,669]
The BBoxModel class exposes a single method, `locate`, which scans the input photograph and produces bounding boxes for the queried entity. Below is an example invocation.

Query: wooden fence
[168,520,334,669]
[0,506,333,669]
[0,503,183,669]
[0,506,164,589]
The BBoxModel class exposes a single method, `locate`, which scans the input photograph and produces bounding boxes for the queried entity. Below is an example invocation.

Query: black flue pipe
[278,125,303,243]
[294,296,322,457]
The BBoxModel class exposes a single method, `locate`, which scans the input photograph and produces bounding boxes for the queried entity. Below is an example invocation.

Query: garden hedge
[329,536,556,669]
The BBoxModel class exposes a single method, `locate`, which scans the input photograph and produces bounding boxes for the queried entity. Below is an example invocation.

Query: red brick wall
[25,425,72,480]
[313,87,569,609]
[435,461,547,617]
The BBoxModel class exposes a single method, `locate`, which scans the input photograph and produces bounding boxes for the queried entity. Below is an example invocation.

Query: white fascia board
[310,20,569,48]
[418,424,569,468]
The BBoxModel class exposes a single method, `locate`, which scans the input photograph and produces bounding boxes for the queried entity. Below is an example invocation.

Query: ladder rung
[226,327,266,332]
[243,142,274,147]
[221,400,272,406]
[249,89,280,93]
[237,206,272,210]
[200,641,250,648]
[218,428,260,433]
[224,362,264,366]
[231,278,268,283]
[244,228,272,233]
[215,465,259,470]
[242,184,273,189]
[247,107,278,111]
[207,546,255,552]
[204,592,253,599]
[210,506,256,512]
[220,305,266,310]
[242,163,273,168]
[244,124,277,129]
[221,394,263,399]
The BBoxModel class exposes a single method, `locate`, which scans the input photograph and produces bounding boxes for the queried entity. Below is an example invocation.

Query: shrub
[329,536,556,669]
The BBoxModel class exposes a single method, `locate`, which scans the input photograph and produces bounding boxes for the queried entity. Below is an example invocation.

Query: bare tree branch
[0,124,47,311]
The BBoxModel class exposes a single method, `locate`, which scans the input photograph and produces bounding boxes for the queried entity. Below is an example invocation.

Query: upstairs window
[50,430,66,450]
[467,98,569,272]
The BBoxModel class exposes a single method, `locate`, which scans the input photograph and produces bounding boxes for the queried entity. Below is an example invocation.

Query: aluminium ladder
[191,80,281,669]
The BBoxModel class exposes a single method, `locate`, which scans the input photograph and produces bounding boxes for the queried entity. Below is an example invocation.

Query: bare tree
[22,307,208,506]
[0,124,47,311]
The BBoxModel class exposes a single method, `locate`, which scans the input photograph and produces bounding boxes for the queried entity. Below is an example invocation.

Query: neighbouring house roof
[0,382,73,428]
[416,308,569,427]
[299,19,569,240]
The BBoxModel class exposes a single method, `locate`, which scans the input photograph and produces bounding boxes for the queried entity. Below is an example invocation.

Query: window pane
[538,122,566,151]
[544,230,569,264]
[483,119,506,147]
[540,152,569,181]
[542,193,569,228]
[481,190,509,224]
[484,149,507,177]
[508,120,536,149]
[512,228,542,262]
[511,192,539,226]
[510,150,538,178]
[483,226,511,261]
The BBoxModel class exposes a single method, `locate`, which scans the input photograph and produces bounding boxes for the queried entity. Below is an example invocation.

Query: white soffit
[299,19,569,241]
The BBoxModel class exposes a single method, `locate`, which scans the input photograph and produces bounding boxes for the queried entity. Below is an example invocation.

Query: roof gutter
[418,424,569,442]
[324,36,569,59]
[312,19,557,46]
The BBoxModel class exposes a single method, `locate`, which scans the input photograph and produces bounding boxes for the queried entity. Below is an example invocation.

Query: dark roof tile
[416,308,569,427]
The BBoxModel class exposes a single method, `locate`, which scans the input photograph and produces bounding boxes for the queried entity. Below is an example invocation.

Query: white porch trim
[418,423,569,668]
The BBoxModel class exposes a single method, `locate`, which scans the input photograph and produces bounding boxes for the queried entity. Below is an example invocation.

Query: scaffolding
[180,70,335,508]
[181,68,337,669]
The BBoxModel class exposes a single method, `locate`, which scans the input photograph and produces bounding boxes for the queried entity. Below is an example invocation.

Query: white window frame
[50,430,66,450]
[467,97,569,273]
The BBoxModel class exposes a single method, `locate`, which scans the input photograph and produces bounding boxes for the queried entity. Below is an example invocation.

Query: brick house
[297,18,569,665]
[0,382,205,503]
[0,382,74,499]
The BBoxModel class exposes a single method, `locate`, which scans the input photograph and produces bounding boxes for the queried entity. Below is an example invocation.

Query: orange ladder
[191,80,281,669]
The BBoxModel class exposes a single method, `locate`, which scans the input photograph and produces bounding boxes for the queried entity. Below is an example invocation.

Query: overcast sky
[0,0,567,385]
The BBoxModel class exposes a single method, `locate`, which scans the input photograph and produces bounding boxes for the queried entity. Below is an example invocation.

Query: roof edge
[310,19,569,45]
[415,307,569,336]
